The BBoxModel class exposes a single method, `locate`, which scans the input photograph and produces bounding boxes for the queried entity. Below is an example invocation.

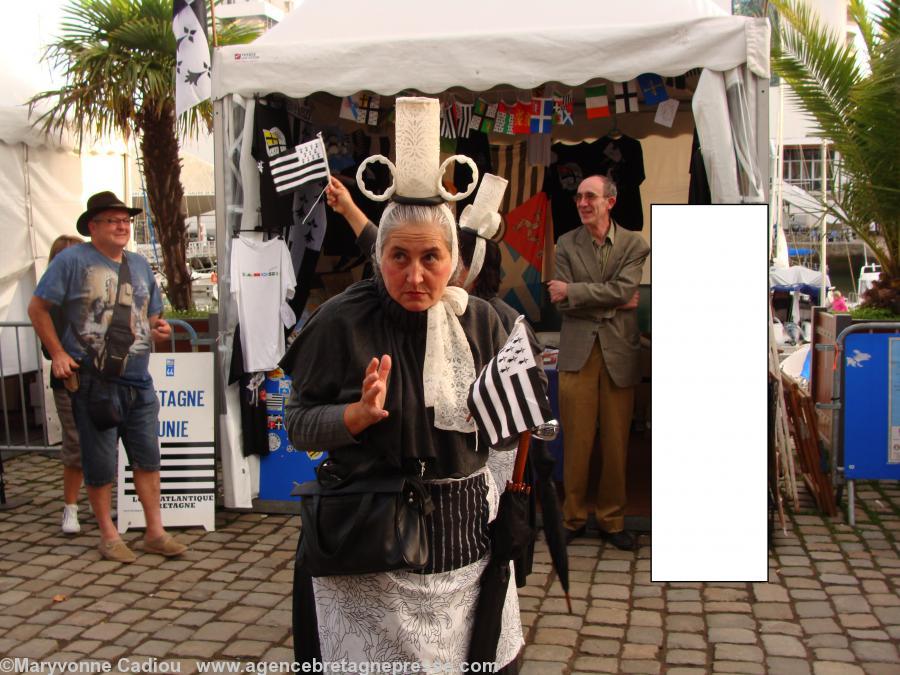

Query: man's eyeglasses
[92,217,133,226]
[574,192,606,204]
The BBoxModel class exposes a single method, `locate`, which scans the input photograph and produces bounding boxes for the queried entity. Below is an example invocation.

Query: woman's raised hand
[343,355,392,436]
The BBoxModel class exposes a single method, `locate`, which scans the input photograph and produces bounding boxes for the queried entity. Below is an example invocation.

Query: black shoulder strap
[71,253,136,376]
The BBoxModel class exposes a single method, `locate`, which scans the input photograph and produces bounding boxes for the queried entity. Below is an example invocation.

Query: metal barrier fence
[0,319,211,506]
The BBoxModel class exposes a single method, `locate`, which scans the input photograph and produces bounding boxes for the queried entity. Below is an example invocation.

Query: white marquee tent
[210,0,771,507]
[0,72,127,443]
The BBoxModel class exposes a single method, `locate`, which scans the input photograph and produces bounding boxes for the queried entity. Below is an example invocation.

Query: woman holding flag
[283,98,523,673]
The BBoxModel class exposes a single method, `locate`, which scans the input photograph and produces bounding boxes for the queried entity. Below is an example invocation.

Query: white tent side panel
[0,142,82,375]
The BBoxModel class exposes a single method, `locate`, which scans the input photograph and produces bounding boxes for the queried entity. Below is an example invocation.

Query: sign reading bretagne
[117,352,216,533]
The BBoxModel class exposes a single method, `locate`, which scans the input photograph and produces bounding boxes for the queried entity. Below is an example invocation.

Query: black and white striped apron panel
[421,472,490,574]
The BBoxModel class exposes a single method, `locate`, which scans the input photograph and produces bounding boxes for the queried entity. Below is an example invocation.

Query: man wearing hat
[28,191,187,563]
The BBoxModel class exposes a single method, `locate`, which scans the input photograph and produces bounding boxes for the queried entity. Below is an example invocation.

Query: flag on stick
[173,0,211,117]
[468,316,553,446]
[269,135,331,194]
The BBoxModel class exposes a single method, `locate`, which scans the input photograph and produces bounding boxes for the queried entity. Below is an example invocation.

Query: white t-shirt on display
[230,237,297,372]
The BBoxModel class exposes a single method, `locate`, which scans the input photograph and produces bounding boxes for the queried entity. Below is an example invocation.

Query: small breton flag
[467,316,553,446]
[269,135,330,194]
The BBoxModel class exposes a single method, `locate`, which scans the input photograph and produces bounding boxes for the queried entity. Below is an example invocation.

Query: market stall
[210,0,771,508]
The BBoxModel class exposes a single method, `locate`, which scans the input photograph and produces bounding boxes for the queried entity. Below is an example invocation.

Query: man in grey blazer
[548,174,650,551]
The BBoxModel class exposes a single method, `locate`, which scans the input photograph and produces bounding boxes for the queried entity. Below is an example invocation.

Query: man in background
[549,175,649,551]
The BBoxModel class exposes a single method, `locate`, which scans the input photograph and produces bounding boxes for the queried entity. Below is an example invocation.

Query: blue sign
[258,370,326,500]
[843,332,900,479]
[165,358,175,376]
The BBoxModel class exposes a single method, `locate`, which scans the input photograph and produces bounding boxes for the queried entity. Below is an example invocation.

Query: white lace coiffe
[424,286,476,433]
[375,213,477,434]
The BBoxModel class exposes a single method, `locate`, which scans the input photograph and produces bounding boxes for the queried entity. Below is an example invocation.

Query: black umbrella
[532,438,572,614]
[467,432,535,665]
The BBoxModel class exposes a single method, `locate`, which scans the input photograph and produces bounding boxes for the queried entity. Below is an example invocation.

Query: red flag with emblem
[504,192,548,271]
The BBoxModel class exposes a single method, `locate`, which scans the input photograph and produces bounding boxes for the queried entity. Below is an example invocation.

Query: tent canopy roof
[212,0,769,99]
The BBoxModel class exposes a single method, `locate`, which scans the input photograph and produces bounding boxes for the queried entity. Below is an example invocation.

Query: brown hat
[76,191,142,236]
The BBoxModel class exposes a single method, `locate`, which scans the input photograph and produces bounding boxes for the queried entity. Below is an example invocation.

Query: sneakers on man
[61,504,80,534]
[144,533,188,557]
[98,538,137,563]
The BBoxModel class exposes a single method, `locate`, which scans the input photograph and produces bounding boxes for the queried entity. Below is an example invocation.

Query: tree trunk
[138,100,192,311]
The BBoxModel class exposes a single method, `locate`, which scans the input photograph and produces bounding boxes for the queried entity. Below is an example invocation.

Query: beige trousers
[559,338,634,533]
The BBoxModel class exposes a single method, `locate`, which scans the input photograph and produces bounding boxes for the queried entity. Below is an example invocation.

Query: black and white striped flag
[173,0,211,117]
[468,316,552,446]
[269,135,330,194]
[455,102,473,139]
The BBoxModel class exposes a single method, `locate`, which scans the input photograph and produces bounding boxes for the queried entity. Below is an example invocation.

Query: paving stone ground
[0,452,898,674]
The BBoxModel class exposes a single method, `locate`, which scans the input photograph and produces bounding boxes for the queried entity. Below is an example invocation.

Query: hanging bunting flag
[493,102,515,135]
[468,100,484,132]
[637,74,669,105]
[440,100,458,139]
[455,102,473,139]
[614,82,639,114]
[584,85,611,119]
[480,102,499,133]
[529,98,554,134]
[357,94,380,125]
[338,94,380,125]
[338,96,358,122]
[553,93,574,125]
[512,102,531,134]
[173,0,211,117]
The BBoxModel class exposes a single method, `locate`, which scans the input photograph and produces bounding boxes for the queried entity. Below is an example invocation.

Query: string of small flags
[337,74,688,134]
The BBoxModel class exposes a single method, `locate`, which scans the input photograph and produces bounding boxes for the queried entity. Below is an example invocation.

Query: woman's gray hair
[374,202,460,279]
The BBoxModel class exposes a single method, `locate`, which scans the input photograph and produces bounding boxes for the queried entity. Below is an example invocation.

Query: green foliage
[165,307,211,320]
[28,0,258,144]
[849,306,900,321]
[772,0,900,308]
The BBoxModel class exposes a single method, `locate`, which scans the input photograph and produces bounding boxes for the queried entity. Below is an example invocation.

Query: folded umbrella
[467,432,534,665]
[532,439,571,613]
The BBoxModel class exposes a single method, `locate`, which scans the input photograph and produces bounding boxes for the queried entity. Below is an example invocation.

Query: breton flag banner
[269,135,330,194]
[173,0,211,118]
[468,316,553,446]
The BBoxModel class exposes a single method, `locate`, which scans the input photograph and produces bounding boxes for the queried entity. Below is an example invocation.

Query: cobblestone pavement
[1,452,898,674]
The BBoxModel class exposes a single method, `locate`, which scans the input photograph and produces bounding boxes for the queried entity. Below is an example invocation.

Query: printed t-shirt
[230,237,297,373]
[33,243,162,387]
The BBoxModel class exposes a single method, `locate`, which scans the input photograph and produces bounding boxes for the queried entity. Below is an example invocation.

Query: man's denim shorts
[70,370,161,487]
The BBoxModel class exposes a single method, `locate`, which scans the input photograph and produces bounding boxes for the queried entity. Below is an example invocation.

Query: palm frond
[848,0,877,60]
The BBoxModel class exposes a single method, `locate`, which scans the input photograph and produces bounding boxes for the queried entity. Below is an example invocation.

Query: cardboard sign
[117,352,216,533]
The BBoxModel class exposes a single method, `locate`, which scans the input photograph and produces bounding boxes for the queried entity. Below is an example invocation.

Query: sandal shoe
[144,534,187,557]
[98,539,137,564]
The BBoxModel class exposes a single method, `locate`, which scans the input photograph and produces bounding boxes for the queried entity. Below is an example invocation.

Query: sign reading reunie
[117,352,216,533]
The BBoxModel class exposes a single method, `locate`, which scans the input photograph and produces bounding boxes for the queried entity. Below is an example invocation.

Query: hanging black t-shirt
[542,142,591,241]
[252,98,295,236]
[543,134,646,240]
[592,134,645,232]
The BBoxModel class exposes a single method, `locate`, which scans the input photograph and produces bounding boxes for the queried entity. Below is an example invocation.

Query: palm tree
[772,0,900,311]
[29,0,257,310]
